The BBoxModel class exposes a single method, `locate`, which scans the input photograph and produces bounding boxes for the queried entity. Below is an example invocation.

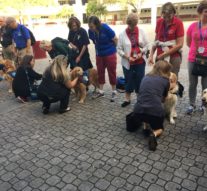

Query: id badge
[133,52,138,58]
[198,47,205,54]
[162,46,169,52]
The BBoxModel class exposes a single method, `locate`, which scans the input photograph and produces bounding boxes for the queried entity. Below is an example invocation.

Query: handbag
[126,112,142,132]
[25,69,39,100]
[116,76,126,93]
[192,54,207,77]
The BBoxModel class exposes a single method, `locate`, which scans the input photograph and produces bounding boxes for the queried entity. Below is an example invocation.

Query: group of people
[1,1,207,150]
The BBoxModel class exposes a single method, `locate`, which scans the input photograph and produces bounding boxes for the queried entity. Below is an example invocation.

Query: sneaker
[42,107,49,115]
[110,91,117,102]
[198,105,205,114]
[121,101,131,107]
[17,96,27,103]
[148,133,158,151]
[186,105,195,115]
[59,107,71,114]
[92,92,105,99]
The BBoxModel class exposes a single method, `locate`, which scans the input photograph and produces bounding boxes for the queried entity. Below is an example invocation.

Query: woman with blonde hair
[37,55,79,114]
[133,60,172,151]
[117,13,149,107]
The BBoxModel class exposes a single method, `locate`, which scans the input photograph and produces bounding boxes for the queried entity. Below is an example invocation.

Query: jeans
[123,63,145,93]
[188,62,207,105]
[38,90,70,110]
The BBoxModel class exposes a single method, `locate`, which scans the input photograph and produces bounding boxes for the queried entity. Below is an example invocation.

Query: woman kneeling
[38,55,79,114]
[133,60,171,151]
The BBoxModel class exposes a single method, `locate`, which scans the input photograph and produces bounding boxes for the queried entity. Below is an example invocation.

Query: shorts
[96,53,117,85]
[135,113,164,130]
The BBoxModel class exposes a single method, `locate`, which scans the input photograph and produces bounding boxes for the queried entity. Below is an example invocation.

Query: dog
[70,67,99,103]
[201,88,207,131]
[0,58,16,93]
[164,73,179,124]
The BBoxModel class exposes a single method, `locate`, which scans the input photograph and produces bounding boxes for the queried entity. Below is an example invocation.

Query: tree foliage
[86,0,107,17]
[57,5,74,18]
[0,0,57,10]
[102,0,144,12]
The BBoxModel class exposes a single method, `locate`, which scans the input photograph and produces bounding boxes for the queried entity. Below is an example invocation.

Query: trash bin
[33,41,47,59]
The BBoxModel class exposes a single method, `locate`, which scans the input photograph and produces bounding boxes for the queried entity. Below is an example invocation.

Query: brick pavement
[0,60,207,191]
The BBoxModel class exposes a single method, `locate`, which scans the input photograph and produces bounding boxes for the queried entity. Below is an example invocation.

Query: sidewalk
[0,57,207,191]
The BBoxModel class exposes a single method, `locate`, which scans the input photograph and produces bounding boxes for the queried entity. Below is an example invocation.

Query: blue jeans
[123,62,145,93]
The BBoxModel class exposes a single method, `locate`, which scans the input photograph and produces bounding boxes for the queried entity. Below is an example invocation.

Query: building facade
[57,0,201,24]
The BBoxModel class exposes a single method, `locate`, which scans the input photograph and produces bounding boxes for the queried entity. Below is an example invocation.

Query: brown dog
[70,67,99,103]
[163,72,178,124]
[0,58,16,92]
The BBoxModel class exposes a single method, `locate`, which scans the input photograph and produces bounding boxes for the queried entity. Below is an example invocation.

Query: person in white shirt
[117,13,150,107]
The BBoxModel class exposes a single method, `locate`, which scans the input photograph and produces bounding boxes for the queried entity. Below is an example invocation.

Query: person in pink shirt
[186,0,207,114]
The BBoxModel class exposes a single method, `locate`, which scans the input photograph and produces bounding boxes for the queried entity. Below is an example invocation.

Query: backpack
[116,76,126,93]
[52,37,69,46]
[20,25,36,46]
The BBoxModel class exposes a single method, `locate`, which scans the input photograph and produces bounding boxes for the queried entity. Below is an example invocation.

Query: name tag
[198,47,205,54]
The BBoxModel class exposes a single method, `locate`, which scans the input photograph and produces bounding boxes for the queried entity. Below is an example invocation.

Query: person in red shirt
[149,2,184,77]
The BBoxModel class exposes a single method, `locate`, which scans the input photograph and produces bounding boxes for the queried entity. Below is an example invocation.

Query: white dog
[202,88,207,131]
[164,73,178,124]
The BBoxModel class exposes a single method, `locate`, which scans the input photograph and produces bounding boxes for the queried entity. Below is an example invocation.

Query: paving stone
[198,177,207,188]
[13,180,28,191]
[46,175,61,186]
[62,184,77,191]
[93,169,107,178]
[62,173,76,183]
[95,179,110,190]
[111,177,126,188]
[182,179,197,191]
[29,178,44,188]
[143,173,158,183]
[0,182,12,191]
[189,166,203,177]
[79,181,94,191]
[165,181,182,191]
[148,184,165,191]
[127,175,142,185]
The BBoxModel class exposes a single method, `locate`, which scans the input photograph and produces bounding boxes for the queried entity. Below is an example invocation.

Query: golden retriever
[70,67,99,103]
[164,72,178,124]
[202,88,207,131]
[0,59,16,93]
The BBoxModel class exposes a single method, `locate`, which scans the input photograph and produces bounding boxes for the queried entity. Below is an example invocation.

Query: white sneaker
[111,91,117,102]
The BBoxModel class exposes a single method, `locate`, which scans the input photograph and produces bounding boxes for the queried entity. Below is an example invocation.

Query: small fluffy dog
[202,88,207,131]
[0,59,16,92]
[164,73,179,124]
[70,67,99,103]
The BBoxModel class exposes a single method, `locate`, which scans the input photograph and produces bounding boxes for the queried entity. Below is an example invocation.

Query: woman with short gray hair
[117,13,149,107]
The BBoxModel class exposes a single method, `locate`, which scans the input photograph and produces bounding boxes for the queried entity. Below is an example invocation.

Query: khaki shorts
[2,45,15,61]
[170,56,182,77]
[16,47,33,67]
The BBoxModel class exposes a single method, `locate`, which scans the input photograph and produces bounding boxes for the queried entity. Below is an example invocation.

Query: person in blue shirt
[88,16,118,102]
[6,17,33,67]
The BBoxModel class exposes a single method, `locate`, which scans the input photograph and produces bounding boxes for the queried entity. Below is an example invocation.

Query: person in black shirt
[68,16,93,71]
[40,37,74,67]
[133,60,171,151]
[37,55,79,114]
[0,17,15,60]
[12,55,42,103]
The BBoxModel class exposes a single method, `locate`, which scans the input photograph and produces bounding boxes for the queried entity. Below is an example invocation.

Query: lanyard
[163,21,169,41]
[198,21,207,45]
